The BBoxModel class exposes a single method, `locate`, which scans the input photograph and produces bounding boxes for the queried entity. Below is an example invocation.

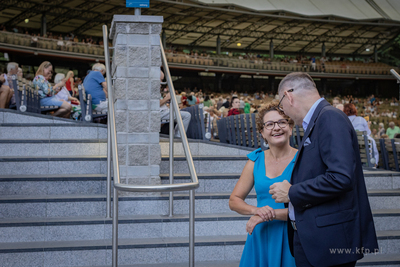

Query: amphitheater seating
[78,85,107,122]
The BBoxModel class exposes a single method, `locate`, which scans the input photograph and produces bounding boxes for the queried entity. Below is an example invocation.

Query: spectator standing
[386,122,400,139]
[33,61,71,118]
[227,97,240,117]
[65,71,75,96]
[83,63,108,112]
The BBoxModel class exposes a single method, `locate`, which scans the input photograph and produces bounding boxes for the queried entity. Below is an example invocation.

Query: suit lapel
[291,99,331,183]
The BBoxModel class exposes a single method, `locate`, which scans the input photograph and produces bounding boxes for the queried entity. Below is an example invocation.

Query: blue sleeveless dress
[239,148,297,267]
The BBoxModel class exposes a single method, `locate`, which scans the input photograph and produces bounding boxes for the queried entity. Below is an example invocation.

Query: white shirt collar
[302,98,324,131]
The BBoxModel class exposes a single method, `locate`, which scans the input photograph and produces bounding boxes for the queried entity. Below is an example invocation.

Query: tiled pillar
[110,15,163,194]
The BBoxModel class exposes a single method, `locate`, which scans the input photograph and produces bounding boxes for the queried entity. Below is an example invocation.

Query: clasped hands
[269,180,291,203]
[246,205,275,235]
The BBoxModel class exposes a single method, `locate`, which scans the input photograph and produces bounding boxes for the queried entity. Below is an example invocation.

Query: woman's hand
[253,205,275,221]
[246,215,264,235]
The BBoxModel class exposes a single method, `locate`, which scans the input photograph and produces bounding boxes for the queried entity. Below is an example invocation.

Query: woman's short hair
[343,103,357,116]
[36,61,52,77]
[54,73,65,84]
[256,100,294,133]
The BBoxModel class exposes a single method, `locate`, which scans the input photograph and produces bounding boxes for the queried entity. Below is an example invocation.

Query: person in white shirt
[160,71,191,138]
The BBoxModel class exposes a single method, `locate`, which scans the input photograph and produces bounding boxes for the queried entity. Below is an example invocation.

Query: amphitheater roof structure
[1,0,400,55]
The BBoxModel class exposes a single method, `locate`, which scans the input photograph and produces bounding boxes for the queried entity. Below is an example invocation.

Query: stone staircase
[1,109,400,267]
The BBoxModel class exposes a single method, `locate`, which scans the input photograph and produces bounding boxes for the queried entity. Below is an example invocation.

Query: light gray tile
[49,143,100,156]
[364,176,393,190]
[0,181,47,195]
[45,224,105,241]
[0,111,3,123]
[0,126,50,140]
[166,247,189,263]
[217,220,247,236]
[198,144,240,156]
[0,252,44,267]
[119,199,168,216]
[46,180,103,195]
[392,176,400,189]
[50,126,98,139]
[44,250,107,267]
[0,226,44,242]
[204,179,238,193]
[174,199,210,215]
[198,160,247,174]
[0,143,50,157]
[46,201,104,217]
[195,245,225,262]
[4,112,52,124]
[106,222,162,239]
[209,199,232,213]
[385,238,400,254]
[0,161,49,175]
[48,161,101,175]
[373,217,400,231]
[369,196,400,210]
[98,128,107,139]
[0,203,46,218]
[118,248,167,265]
[225,245,244,262]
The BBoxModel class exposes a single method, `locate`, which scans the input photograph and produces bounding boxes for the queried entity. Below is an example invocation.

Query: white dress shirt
[289,98,325,221]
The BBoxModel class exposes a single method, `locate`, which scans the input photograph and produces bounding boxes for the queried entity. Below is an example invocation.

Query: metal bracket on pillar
[217,35,221,55]
[135,8,141,16]
[269,39,274,59]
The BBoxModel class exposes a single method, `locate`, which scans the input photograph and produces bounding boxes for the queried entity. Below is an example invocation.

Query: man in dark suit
[269,72,378,267]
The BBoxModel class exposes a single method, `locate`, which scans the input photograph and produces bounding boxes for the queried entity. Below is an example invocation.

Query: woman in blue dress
[229,100,297,267]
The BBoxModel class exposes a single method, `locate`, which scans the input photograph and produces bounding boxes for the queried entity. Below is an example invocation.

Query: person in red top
[227,96,240,116]
[65,71,75,96]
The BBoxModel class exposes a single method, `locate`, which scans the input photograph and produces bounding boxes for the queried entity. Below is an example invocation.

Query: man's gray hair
[278,72,317,94]
[92,63,106,71]
[7,62,19,73]
[54,73,65,84]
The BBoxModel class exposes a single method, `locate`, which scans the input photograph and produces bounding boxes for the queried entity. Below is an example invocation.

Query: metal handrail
[102,25,199,267]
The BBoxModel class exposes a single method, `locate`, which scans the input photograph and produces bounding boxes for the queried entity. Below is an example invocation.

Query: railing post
[189,189,195,267]
[112,187,118,267]
[169,97,174,217]
[107,114,112,218]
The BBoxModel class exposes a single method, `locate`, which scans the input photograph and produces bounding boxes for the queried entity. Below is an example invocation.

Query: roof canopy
[0,0,399,55]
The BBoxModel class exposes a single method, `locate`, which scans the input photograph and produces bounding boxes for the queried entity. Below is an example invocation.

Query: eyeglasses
[278,88,294,112]
[263,119,289,130]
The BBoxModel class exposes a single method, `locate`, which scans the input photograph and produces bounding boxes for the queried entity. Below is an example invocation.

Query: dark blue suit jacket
[288,99,378,266]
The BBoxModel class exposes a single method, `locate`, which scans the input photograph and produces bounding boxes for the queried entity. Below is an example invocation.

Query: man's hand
[253,205,275,221]
[269,180,291,203]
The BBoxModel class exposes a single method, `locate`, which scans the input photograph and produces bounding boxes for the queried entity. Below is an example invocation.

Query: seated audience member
[17,67,23,79]
[332,97,340,108]
[54,73,80,105]
[0,74,13,108]
[187,92,196,106]
[159,71,191,138]
[203,95,212,107]
[344,103,378,166]
[386,122,400,139]
[3,62,18,87]
[227,96,240,117]
[371,129,379,139]
[336,103,344,112]
[378,123,386,137]
[54,73,81,119]
[33,61,71,118]
[83,63,107,112]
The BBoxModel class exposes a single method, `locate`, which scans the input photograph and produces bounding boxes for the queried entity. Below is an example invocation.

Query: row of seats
[0,32,104,56]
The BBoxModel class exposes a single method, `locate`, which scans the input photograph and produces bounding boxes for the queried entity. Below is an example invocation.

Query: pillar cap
[110,14,164,38]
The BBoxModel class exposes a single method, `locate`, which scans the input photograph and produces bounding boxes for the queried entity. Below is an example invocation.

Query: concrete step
[0,174,107,195]
[0,109,82,125]
[0,156,107,175]
[1,190,400,219]
[0,213,249,243]
[0,139,107,157]
[0,209,399,243]
[160,156,248,174]
[161,171,400,193]
[0,235,244,266]
[0,124,107,140]
[86,261,240,267]
[0,232,398,266]
[159,139,252,157]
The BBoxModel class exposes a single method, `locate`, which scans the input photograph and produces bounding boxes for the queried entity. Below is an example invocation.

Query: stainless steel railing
[103,25,199,267]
